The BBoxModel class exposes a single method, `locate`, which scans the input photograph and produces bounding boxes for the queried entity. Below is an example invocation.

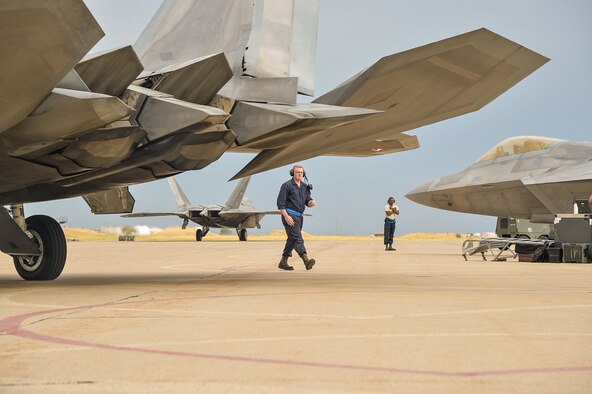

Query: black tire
[196,228,203,241]
[13,215,67,281]
[239,229,247,241]
[538,235,549,240]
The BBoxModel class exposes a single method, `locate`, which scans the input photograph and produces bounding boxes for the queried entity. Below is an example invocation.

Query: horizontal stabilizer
[230,102,380,150]
[121,212,187,219]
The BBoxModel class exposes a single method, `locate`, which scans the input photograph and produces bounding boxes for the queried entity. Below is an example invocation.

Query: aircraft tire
[13,215,67,281]
[239,229,247,241]
[196,228,203,241]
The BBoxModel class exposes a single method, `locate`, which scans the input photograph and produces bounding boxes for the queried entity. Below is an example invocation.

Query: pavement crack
[114,290,158,302]
[23,291,157,328]
[25,309,89,328]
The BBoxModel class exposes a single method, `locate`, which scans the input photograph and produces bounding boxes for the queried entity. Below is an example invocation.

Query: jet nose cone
[406,180,438,208]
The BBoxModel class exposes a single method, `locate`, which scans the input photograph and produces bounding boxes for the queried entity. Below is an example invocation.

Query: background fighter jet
[122,176,280,242]
[406,136,592,223]
[0,0,548,280]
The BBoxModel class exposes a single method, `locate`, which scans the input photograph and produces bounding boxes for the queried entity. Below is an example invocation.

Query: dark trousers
[282,214,307,257]
[384,219,396,245]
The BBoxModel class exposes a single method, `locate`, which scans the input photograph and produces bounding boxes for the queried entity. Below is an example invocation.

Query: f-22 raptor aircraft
[0,0,548,280]
[122,177,280,242]
[406,136,592,223]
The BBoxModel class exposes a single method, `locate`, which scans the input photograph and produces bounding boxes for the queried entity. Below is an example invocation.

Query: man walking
[384,197,399,251]
[277,165,316,270]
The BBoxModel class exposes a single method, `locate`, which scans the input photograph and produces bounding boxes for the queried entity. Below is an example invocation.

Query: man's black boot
[301,254,315,270]
[385,244,388,251]
[278,256,294,270]
[388,244,396,251]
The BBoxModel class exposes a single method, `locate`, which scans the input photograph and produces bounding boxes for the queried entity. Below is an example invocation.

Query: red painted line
[2,299,591,378]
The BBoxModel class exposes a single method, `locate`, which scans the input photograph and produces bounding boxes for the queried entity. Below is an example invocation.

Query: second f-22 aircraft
[406,136,592,223]
[122,177,280,242]
[0,0,548,280]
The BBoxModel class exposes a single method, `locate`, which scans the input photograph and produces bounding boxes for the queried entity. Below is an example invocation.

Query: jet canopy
[477,136,563,162]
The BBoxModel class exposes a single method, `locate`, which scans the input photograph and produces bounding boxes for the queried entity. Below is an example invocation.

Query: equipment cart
[462,237,549,262]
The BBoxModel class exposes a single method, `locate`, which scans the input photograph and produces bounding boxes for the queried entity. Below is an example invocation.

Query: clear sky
[28,0,592,236]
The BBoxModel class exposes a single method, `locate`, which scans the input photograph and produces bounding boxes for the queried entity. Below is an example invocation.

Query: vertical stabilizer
[225,176,251,209]
[168,177,192,209]
[134,0,254,75]
[133,0,318,96]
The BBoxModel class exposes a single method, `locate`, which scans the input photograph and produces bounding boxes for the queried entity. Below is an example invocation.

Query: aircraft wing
[231,28,549,179]
[522,161,592,215]
[525,161,592,184]
[218,209,311,231]
[219,210,313,218]
[219,210,281,217]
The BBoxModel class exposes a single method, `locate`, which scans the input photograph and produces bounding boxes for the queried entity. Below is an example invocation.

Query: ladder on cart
[462,237,548,261]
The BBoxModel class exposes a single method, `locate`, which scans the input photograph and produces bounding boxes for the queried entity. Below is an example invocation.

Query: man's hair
[387,196,395,203]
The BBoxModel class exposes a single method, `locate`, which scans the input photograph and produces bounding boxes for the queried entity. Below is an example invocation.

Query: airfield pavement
[0,239,591,393]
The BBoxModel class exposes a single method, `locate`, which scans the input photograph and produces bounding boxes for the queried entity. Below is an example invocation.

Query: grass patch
[64,228,116,242]
[396,232,467,240]
[63,228,469,242]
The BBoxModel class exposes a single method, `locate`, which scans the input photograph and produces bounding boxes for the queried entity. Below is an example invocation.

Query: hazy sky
[27,0,592,235]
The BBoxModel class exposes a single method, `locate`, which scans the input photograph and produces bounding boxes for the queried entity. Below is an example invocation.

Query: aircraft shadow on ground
[0,270,411,288]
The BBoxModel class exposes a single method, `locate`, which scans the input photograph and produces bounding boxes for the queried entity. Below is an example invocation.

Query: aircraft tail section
[133,0,318,96]
[168,177,192,209]
[225,176,251,209]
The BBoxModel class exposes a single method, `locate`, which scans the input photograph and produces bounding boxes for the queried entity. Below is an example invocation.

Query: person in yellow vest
[384,197,399,251]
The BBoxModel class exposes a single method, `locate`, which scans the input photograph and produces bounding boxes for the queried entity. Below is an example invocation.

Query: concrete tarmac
[1,239,591,393]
